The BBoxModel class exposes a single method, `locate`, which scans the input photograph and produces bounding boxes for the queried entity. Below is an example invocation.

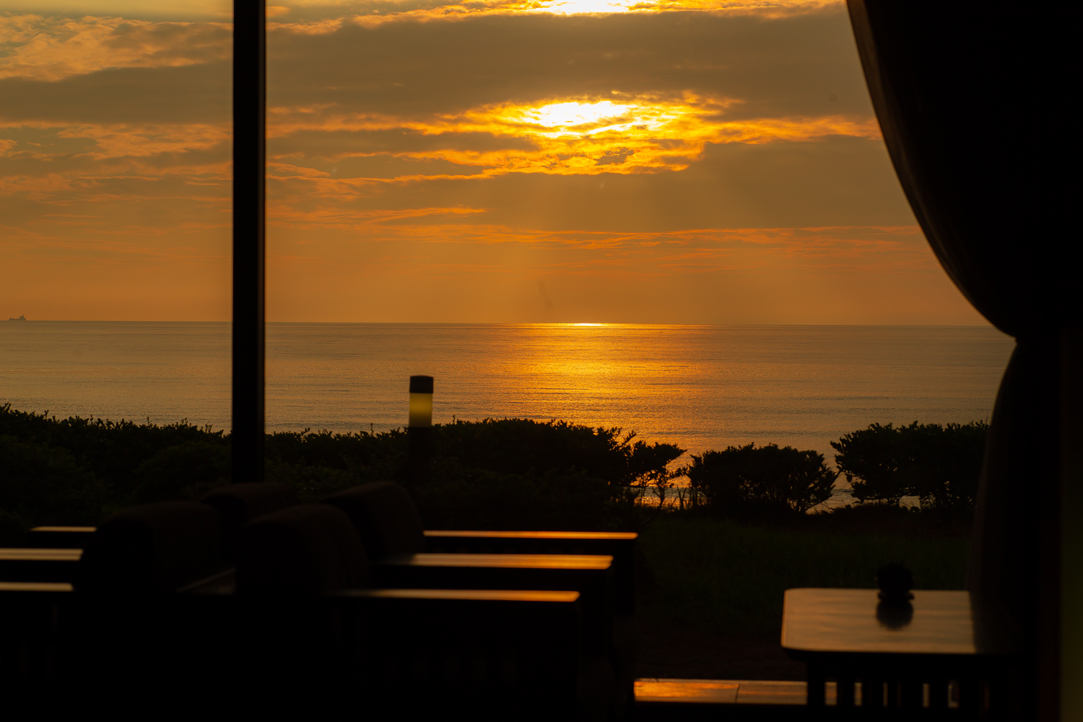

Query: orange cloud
[273,219,926,259]
[268,96,880,181]
[337,0,841,26]
[267,204,488,229]
[53,123,229,160]
[0,14,229,82]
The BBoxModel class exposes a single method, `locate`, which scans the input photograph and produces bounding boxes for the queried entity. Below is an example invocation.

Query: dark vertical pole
[232,0,265,483]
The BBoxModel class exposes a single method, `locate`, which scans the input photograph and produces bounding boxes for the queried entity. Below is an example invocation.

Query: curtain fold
[847,3,1076,716]
[847,2,1076,338]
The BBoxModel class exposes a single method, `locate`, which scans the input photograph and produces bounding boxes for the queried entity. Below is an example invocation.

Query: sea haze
[0,322,1013,465]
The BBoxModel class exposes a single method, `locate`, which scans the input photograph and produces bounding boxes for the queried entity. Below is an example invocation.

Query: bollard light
[408,375,433,428]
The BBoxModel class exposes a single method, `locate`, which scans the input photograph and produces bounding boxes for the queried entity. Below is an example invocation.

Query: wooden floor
[634,678,816,720]
[636,678,810,705]
[634,679,970,719]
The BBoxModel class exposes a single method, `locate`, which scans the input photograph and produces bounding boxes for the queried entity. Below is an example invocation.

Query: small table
[781,588,1019,715]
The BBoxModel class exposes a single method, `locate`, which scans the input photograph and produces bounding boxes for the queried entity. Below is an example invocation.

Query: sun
[529,0,637,14]
[497,99,689,139]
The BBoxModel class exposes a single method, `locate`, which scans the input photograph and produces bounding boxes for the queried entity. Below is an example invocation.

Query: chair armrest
[424,530,637,614]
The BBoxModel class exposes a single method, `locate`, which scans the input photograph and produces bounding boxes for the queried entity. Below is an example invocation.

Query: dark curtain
[847,3,1077,716]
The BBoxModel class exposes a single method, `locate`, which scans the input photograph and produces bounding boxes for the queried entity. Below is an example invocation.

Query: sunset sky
[0,0,987,324]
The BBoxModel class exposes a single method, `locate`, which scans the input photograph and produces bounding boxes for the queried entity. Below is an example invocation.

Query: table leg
[885,679,899,708]
[899,676,923,710]
[807,666,827,707]
[957,675,982,717]
[928,676,949,712]
[862,676,885,709]
[837,671,856,707]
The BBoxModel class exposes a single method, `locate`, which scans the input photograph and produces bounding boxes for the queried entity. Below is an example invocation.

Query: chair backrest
[199,482,298,557]
[234,504,370,595]
[74,501,224,593]
[322,481,427,560]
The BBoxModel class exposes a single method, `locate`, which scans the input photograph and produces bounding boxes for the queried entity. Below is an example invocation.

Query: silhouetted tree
[832,421,987,514]
[683,443,836,517]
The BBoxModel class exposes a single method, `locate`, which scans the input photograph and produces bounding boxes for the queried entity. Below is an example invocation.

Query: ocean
[1,322,1013,473]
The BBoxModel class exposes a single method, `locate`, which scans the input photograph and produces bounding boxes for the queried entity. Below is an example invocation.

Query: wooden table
[781,588,1020,717]
[423,530,637,613]
[373,552,614,653]
[0,548,81,582]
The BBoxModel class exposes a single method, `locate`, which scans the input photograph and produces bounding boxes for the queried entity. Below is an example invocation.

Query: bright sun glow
[343,0,844,26]
[519,0,842,14]
[509,100,683,138]
[530,0,636,14]
[265,96,880,178]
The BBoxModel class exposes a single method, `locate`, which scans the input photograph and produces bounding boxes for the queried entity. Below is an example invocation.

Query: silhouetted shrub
[433,419,684,490]
[265,461,358,502]
[422,419,685,529]
[831,421,987,513]
[0,405,683,531]
[410,466,611,531]
[0,434,106,542]
[683,444,837,518]
[131,441,231,503]
[0,403,224,502]
[265,427,405,473]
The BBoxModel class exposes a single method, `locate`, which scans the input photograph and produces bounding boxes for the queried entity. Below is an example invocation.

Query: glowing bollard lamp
[408,375,434,428]
[408,375,434,482]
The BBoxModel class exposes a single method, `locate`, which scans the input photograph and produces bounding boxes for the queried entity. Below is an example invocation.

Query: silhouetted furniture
[231,503,612,718]
[323,481,637,712]
[24,482,298,555]
[782,588,1021,717]
[1,501,611,718]
[198,481,298,556]
[424,529,637,614]
[323,481,635,613]
[10,482,299,584]
[73,501,227,593]
[26,526,95,549]
[31,503,233,708]
[1,503,231,700]
[0,548,81,582]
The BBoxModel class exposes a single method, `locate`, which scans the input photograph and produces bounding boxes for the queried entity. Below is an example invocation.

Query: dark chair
[2,503,229,696]
[8,483,298,584]
[74,501,227,594]
[55,503,236,708]
[198,481,298,558]
[24,482,298,548]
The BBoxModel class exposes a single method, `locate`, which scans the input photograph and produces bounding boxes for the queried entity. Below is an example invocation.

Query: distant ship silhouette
[8,315,26,321]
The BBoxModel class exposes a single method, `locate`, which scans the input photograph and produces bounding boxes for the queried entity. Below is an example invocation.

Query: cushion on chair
[235,504,370,595]
[199,481,298,556]
[321,481,427,559]
[74,501,224,593]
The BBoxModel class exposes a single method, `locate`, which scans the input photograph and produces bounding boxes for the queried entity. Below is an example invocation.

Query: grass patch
[637,512,969,638]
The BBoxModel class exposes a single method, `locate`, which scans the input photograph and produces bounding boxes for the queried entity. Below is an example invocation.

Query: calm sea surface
[1,322,1014,472]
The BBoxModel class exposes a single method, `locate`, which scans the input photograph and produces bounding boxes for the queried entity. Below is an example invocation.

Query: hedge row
[0,404,683,543]
[683,421,988,519]
[0,403,988,544]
